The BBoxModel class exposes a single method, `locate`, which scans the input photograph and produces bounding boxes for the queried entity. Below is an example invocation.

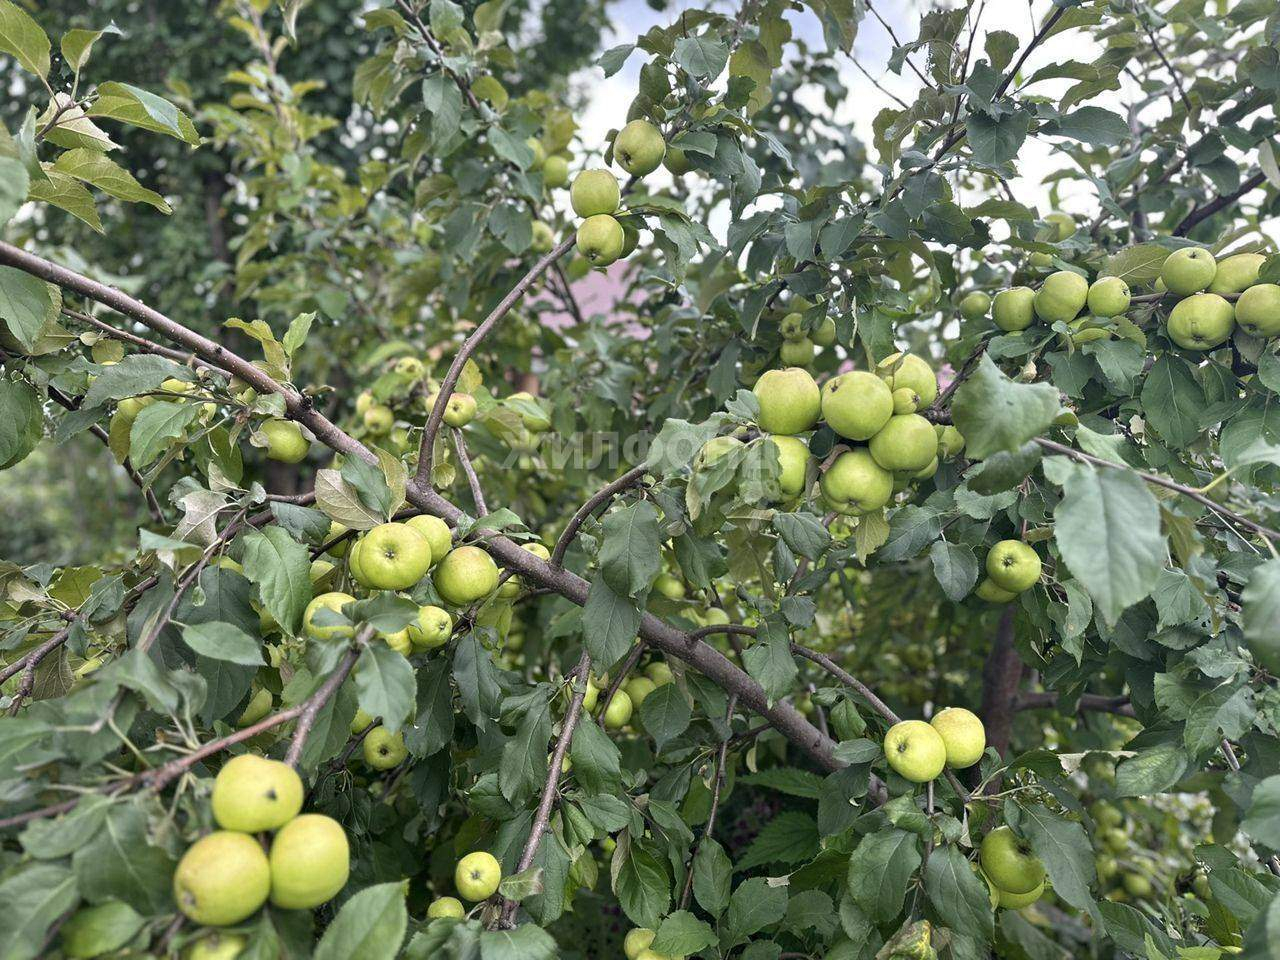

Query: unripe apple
[531,220,555,254]
[1044,211,1075,241]
[1235,283,1280,338]
[653,573,686,600]
[614,119,666,176]
[883,719,947,783]
[509,391,552,432]
[1208,252,1264,295]
[211,754,303,833]
[624,676,657,707]
[542,155,569,189]
[1161,247,1217,296]
[821,371,893,441]
[360,522,433,591]
[1033,270,1088,324]
[355,390,375,416]
[324,520,350,558]
[770,435,812,498]
[427,896,466,919]
[980,826,1044,895]
[117,394,154,419]
[525,136,546,170]
[348,537,372,587]
[261,419,309,463]
[1166,293,1235,350]
[975,578,1016,603]
[1123,872,1153,898]
[380,627,412,656]
[395,355,424,379]
[173,831,271,926]
[986,540,1042,593]
[619,218,641,258]
[993,287,1036,331]
[406,514,453,565]
[663,146,690,175]
[892,387,919,414]
[182,932,247,960]
[570,169,620,217]
[303,592,357,640]
[1028,251,1053,270]
[646,662,674,686]
[602,688,633,728]
[577,214,625,267]
[875,352,937,407]
[998,878,1045,909]
[363,404,394,434]
[812,316,837,347]
[268,814,350,909]
[351,708,374,734]
[779,337,814,366]
[929,707,985,768]
[408,604,453,649]
[434,545,500,606]
[363,726,407,769]
[937,424,964,458]
[624,928,656,959]
[780,312,805,340]
[868,414,938,473]
[753,367,821,435]
[1086,276,1131,317]
[455,851,502,901]
[914,455,938,481]
[820,449,893,515]
[959,291,991,320]
[236,687,272,728]
[582,677,602,712]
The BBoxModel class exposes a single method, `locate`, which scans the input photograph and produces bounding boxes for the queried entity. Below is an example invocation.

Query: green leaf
[0,0,51,80]
[722,876,788,947]
[929,540,978,601]
[773,512,831,561]
[181,621,264,666]
[1098,243,1168,284]
[1140,356,1203,448]
[1013,802,1097,917]
[596,43,634,77]
[241,526,312,636]
[582,576,641,668]
[570,713,622,795]
[60,26,118,72]
[614,840,670,929]
[1242,560,1280,660]
[1115,743,1188,797]
[56,900,144,958]
[404,657,454,758]
[128,400,199,468]
[738,767,824,799]
[88,81,200,144]
[1043,106,1129,147]
[846,829,920,922]
[674,35,729,79]
[0,265,58,353]
[1052,460,1165,625]
[599,501,661,599]
[478,924,558,960]
[693,838,732,918]
[52,148,171,213]
[742,618,797,703]
[20,793,113,860]
[27,169,103,231]
[0,378,41,470]
[737,811,820,871]
[965,109,1030,166]
[355,641,415,733]
[315,467,383,530]
[71,802,175,916]
[0,124,29,229]
[453,632,501,731]
[314,882,407,960]
[0,862,78,960]
[951,355,1061,460]
[499,696,551,804]
[923,844,994,941]
[652,910,717,956]
[639,682,691,751]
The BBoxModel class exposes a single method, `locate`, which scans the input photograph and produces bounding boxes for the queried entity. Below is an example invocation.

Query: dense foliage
[2,0,1280,958]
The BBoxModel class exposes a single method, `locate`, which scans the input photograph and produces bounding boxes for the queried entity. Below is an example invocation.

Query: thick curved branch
[551,465,648,567]
[414,234,576,482]
[1015,691,1134,716]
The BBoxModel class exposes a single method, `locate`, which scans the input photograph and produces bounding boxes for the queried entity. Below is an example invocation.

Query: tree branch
[1173,171,1267,236]
[1015,692,1134,717]
[979,606,1022,762]
[452,428,487,516]
[551,465,648,567]
[679,693,736,910]
[285,641,365,767]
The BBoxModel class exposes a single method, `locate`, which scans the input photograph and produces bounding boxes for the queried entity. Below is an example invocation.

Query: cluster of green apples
[964,245,1278,351]
[975,539,1043,603]
[423,850,505,922]
[568,117,668,268]
[775,309,839,367]
[1091,801,1159,904]
[882,707,985,783]
[170,755,349,932]
[623,926,684,960]
[578,658,676,732]
[706,351,964,515]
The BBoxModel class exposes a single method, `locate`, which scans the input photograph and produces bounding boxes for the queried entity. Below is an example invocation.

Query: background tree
[1,0,1279,958]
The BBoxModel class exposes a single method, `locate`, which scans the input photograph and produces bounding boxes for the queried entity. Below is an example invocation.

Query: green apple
[434,545,500,606]
[701,606,731,627]
[303,592,356,640]
[891,387,919,414]
[929,707,985,768]
[269,814,350,909]
[779,336,815,366]
[351,708,374,734]
[624,676,657,707]
[531,221,555,254]
[526,137,546,169]
[408,604,453,649]
[986,540,1041,593]
[577,214,625,267]
[1033,270,1088,323]
[883,719,947,783]
[654,573,686,600]
[663,146,690,175]
[998,878,1045,909]
[261,419,309,463]
[348,537,372,586]
[236,687,272,728]
[1235,283,1280,337]
[309,558,338,591]
[1086,277,1131,317]
[117,394,155,419]
[1044,211,1075,241]
[428,896,466,919]
[570,169,620,217]
[868,414,938,473]
[975,578,1016,603]
[959,291,991,320]
[914,455,938,481]
[770,435,812,498]
[647,662,674,686]
[937,425,965,458]
[753,367,821,435]
[211,754,303,833]
[1161,247,1217,296]
[1102,826,1128,852]
[779,312,804,340]
[812,316,837,347]
[636,949,679,960]
[455,851,502,901]
[359,522,433,591]
[395,355,425,379]
[380,627,412,656]
[602,689,633,728]
[1208,252,1264,295]
[363,404,394,434]
[619,218,641,258]
[694,435,744,474]
[1122,872,1153,899]
[1028,252,1053,270]
[509,391,552,432]
[821,371,893,440]
[427,391,477,428]
[614,119,666,176]
[543,155,569,189]
[406,514,453,565]
[59,901,143,958]
[993,287,1036,331]
[819,449,893,516]
[363,726,407,769]
[582,676,602,711]
[173,831,271,926]
[979,826,1045,895]
[875,353,938,408]
[183,931,247,960]
[1167,293,1235,350]
[625,928,657,959]
[324,520,350,558]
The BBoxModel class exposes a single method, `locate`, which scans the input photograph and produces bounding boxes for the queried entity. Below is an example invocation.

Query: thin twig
[452,428,488,516]
[679,694,736,909]
[285,641,365,767]
[551,465,648,567]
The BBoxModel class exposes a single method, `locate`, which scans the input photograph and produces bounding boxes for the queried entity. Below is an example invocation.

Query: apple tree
[1,0,1280,957]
